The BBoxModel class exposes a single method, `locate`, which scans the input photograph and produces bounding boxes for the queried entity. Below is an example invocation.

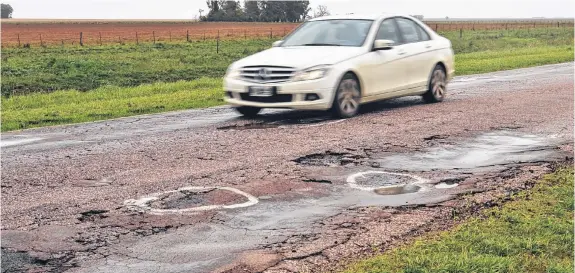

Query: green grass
[343,168,574,273]
[456,45,574,75]
[1,27,573,131]
[1,39,272,96]
[1,79,223,131]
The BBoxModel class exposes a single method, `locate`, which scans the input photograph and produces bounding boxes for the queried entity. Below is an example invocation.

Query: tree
[313,5,330,18]
[203,0,312,22]
[244,0,260,22]
[222,0,243,21]
[1,3,13,19]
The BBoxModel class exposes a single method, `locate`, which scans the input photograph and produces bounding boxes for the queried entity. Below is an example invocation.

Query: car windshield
[281,19,374,47]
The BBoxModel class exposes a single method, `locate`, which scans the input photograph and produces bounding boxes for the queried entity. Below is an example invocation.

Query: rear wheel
[234,106,262,117]
[331,74,361,118]
[423,65,447,103]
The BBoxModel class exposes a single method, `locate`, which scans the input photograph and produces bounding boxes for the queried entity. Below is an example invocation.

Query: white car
[223,13,455,118]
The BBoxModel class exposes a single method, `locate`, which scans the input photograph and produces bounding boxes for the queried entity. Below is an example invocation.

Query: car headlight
[292,65,331,82]
[225,67,241,79]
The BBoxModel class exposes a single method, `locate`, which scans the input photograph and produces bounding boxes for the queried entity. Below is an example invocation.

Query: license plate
[249,86,274,97]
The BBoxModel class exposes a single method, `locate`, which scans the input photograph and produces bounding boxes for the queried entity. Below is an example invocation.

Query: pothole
[150,188,244,209]
[294,152,366,167]
[124,186,259,215]
[346,171,429,194]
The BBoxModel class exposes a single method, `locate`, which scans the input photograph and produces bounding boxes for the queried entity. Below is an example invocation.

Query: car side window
[396,18,421,44]
[375,19,400,44]
[416,24,431,41]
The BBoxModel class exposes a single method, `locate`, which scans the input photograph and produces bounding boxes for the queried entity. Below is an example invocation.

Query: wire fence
[2,21,573,48]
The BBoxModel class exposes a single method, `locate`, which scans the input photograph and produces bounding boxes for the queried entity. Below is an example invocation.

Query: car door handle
[398,50,406,55]
[425,44,432,49]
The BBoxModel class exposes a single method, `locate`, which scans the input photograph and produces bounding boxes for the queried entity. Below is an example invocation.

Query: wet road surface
[1,63,574,273]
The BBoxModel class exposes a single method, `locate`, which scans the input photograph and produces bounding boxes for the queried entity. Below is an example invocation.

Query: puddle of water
[374,131,562,171]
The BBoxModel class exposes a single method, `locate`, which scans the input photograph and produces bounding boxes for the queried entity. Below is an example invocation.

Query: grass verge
[343,168,574,273]
[1,78,223,131]
[2,45,573,131]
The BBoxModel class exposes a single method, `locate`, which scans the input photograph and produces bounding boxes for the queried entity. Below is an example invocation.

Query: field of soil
[1,19,572,47]
[0,21,300,47]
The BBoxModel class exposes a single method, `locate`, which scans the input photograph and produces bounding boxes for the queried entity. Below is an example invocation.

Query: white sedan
[223,13,455,118]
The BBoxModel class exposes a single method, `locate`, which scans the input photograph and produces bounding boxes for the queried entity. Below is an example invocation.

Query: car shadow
[231,96,426,126]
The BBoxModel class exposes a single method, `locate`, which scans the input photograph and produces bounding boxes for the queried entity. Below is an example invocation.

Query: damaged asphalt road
[1,63,574,273]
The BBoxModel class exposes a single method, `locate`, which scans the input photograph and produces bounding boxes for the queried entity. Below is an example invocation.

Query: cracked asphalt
[1,63,574,273]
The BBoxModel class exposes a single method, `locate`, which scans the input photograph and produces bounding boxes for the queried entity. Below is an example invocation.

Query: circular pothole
[124,186,258,215]
[346,171,429,194]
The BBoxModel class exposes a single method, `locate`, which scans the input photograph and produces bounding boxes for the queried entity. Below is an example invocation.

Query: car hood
[232,46,366,70]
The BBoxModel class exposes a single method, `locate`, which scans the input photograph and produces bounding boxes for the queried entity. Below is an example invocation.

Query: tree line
[201,1,330,22]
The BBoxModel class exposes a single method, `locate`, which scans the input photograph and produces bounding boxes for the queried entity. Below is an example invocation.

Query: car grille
[240,66,296,83]
[239,93,293,103]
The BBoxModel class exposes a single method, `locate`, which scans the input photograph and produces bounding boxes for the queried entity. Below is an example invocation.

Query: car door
[394,17,435,92]
[359,18,411,98]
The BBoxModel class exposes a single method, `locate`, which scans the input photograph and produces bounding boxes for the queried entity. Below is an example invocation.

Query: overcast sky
[2,0,573,19]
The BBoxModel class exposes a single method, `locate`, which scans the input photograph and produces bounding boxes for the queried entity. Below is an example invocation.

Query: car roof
[308,13,407,22]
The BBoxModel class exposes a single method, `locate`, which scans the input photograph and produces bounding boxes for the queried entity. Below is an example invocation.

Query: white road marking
[346,171,430,192]
[1,137,44,147]
[124,186,259,215]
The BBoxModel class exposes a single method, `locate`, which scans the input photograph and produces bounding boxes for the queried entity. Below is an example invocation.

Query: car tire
[331,73,361,118]
[423,65,447,103]
[234,106,262,117]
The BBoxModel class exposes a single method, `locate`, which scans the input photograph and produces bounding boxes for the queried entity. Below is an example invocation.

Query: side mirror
[373,39,395,50]
[272,40,283,47]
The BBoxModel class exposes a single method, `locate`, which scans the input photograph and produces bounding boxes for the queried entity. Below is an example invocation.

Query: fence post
[17,33,20,47]
[99,32,102,45]
[204,31,206,41]
[119,36,121,44]
[217,30,220,53]
[169,31,172,42]
[283,27,286,36]
[244,29,246,39]
[435,24,438,31]
[153,31,156,44]
[136,32,139,44]
[270,28,272,39]
[62,39,64,47]
[40,34,43,46]
[459,28,462,38]
[186,30,190,42]
[80,32,83,46]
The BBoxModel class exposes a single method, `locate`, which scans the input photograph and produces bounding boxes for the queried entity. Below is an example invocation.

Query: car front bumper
[223,76,337,110]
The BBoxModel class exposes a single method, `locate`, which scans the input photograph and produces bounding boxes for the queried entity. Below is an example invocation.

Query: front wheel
[423,65,447,103]
[331,74,361,118]
[234,106,262,117]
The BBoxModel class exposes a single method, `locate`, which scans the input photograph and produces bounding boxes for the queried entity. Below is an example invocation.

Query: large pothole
[293,152,366,167]
[124,186,259,215]
[150,188,245,210]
